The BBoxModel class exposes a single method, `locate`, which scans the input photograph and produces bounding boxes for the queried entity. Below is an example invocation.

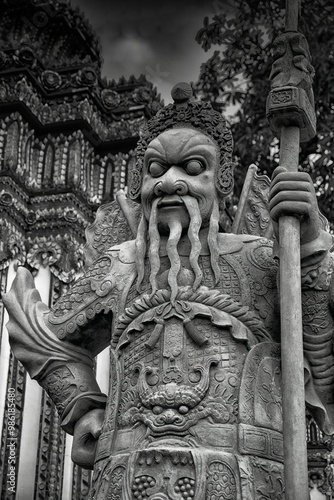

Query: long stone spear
[266,0,316,497]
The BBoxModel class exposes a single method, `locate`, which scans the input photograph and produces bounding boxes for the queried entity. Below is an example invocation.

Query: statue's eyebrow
[145,142,166,157]
[144,137,217,164]
[181,143,215,153]
[144,150,167,166]
[179,143,217,161]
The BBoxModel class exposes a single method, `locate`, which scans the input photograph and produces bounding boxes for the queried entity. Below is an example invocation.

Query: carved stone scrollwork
[27,235,84,283]
[215,162,235,197]
[309,460,334,497]
[84,200,141,268]
[232,165,273,240]
[33,275,70,500]
[48,254,116,343]
[0,220,26,269]
[72,464,92,499]
[27,236,62,269]
[308,469,325,490]
[91,462,125,500]
[0,75,149,142]
[34,393,66,500]
[239,343,282,432]
[106,466,125,500]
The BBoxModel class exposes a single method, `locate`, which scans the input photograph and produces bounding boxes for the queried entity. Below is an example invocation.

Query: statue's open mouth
[158,195,184,208]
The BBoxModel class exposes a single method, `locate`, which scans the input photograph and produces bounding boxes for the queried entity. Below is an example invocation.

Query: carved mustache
[157,194,184,208]
[145,181,205,208]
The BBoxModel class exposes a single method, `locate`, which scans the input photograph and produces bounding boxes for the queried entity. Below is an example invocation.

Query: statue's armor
[5,229,334,498]
[90,237,284,500]
[4,77,334,500]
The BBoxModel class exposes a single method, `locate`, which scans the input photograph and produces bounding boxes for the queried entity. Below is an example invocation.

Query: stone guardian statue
[3,82,334,499]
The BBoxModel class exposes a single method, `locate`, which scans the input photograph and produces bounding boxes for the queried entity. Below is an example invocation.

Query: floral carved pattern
[251,457,284,500]
[41,367,73,416]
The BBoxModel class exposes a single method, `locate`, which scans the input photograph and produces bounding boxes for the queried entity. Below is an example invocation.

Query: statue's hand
[71,408,105,470]
[269,166,320,244]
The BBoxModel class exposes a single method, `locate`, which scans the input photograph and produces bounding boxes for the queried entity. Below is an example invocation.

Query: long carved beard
[135,197,220,300]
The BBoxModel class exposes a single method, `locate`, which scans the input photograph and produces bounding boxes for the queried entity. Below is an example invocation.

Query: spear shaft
[266,0,314,496]
[285,0,300,31]
[279,127,309,499]
[279,2,310,497]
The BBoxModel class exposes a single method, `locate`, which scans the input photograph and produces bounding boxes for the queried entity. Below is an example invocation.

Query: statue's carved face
[141,128,219,234]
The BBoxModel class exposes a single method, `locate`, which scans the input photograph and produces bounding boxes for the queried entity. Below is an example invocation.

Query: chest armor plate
[92,287,284,500]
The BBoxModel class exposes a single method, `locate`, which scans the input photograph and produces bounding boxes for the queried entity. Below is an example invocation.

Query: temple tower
[0,1,161,498]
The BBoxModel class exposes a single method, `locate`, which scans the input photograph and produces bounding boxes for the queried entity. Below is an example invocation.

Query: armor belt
[95,423,283,464]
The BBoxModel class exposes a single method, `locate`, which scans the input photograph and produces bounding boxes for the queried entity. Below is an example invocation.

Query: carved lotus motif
[41,70,62,91]
[63,209,78,223]
[78,67,97,86]
[26,211,37,225]
[18,46,35,66]
[0,192,13,206]
[132,87,151,104]
[101,89,120,110]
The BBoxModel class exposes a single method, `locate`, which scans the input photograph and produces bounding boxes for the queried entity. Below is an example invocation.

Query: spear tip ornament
[266,8,316,142]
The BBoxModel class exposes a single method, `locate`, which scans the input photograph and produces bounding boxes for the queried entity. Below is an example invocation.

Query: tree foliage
[194,0,334,226]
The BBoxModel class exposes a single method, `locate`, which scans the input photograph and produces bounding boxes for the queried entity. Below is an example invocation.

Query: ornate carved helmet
[129,82,235,202]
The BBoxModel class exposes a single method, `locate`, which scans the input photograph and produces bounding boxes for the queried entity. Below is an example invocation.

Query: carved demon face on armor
[141,128,219,235]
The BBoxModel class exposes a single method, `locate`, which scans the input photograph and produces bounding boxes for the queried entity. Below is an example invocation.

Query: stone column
[16,265,51,499]
[62,434,74,500]
[96,347,110,395]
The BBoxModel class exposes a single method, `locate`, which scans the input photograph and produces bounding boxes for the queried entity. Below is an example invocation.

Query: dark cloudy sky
[70,0,232,103]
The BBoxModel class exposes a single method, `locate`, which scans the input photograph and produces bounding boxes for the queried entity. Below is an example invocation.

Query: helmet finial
[171,82,193,104]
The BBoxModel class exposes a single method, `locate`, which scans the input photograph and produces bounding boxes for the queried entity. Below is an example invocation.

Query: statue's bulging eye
[185,160,204,175]
[149,161,165,177]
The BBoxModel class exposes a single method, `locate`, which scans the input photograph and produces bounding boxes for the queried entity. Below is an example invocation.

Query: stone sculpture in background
[3,81,334,499]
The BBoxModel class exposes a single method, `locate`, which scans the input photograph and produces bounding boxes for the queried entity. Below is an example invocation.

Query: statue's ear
[128,167,142,201]
[215,162,235,197]
[129,137,147,201]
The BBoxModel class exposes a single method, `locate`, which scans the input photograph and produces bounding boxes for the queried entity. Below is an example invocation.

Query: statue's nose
[154,168,188,196]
